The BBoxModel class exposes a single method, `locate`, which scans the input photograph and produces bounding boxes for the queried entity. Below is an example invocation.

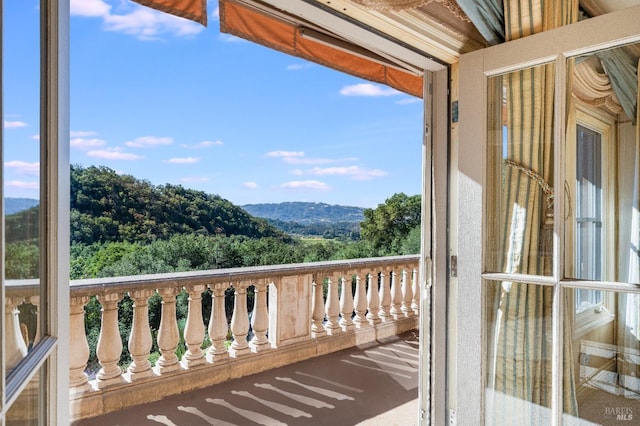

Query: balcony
[6,255,421,423]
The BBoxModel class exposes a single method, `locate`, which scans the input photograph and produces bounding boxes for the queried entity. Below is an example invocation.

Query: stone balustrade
[6,255,420,421]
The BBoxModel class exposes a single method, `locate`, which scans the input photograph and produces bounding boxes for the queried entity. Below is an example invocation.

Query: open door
[418,67,450,425]
[456,5,640,425]
[1,0,69,424]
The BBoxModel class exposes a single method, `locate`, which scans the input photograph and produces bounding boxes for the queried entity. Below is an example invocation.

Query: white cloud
[285,156,357,165]
[267,150,357,165]
[164,157,200,164]
[287,63,312,71]
[70,0,111,17]
[340,83,401,97]
[266,150,305,158]
[397,97,421,104]
[70,130,98,138]
[180,140,223,149]
[279,180,331,191]
[5,161,40,176]
[5,180,39,190]
[210,5,220,20]
[310,165,388,181]
[290,169,304,176]
[32,135,40,140]
[242,182,258,189]
[71,0,203,40]
[104,8,202,39]
[87,148,144,160]
[125,136,172,148]
[4,120,27,129]
[181,176,209,183]
[219,33,245,43]
[71,138,107,150]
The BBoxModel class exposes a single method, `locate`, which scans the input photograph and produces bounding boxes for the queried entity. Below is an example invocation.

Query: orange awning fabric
[132,0,208,26]
[219,0,423,98]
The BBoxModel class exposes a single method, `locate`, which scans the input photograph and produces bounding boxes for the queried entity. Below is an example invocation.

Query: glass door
[457,5,640,425]
[1,0,69,423]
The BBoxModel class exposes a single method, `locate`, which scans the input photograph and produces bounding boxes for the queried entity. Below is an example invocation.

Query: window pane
[4,0,42,375]
[5,364,44,425]
[565,41,640,284]
[484,280,553,424]
[486,63,555,276]
[567,288,640,424]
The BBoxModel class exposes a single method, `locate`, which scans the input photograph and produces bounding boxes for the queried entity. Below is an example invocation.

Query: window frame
[569,106,617,337]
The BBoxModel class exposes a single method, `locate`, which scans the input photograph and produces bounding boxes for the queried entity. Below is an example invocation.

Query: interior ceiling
[309,0,640,64]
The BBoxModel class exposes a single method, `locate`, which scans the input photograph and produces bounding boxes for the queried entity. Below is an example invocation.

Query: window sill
[574,306,615,338]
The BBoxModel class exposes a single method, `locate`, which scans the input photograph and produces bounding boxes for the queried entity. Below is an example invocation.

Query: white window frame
[457,6,640,425]
[569,106,616,337]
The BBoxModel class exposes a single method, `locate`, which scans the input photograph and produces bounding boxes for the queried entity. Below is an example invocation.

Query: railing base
[70,317,418,422]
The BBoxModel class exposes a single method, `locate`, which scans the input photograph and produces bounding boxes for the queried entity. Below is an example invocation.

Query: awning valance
[219,0,423,98]
[132,0,208,26]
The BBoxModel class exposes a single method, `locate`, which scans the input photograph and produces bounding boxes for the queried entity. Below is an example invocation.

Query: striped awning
[132,0,423,98]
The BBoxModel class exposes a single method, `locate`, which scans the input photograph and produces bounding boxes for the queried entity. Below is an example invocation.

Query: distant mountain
[241,202,365,224]
[5,198,39,215]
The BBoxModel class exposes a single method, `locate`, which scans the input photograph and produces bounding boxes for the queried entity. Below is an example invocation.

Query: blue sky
[4,0,424,208]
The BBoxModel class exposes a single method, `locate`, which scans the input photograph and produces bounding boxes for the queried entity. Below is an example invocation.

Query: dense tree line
[265,219,361,241]
[70,165,290,245]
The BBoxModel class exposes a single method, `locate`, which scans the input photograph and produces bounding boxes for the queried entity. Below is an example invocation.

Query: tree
[360,193,421,255]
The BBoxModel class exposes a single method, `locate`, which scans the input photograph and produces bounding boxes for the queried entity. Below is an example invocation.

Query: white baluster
[378,271,391,322]
[181,284,206,368]
[156,287,181,374]
[339,277,354,331]
[250,283,270,352]
[366,273,381,325]
[411,268,420,315]
[229,283,251,357]
[311,277,326,338]
[29,295,40,345]
[127,289,154,380]
[324,277,341,335]
[206,284,229,363]
[96,292,125,388]
[390,271,402,319]
[69,295,91,394]
[353,274,368,328]
[401,269,414,317]
[5,297,28,371]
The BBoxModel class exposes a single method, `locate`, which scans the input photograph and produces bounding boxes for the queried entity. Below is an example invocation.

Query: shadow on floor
[73,331,420,426]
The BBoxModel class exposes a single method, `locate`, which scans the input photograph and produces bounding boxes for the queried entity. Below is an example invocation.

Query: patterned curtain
[486,1,579,423]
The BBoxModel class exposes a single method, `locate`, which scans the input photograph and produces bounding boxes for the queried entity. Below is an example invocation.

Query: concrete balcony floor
[73,331,420,426]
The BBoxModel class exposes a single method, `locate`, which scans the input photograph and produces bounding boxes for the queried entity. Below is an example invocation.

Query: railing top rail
[66,255,419,296]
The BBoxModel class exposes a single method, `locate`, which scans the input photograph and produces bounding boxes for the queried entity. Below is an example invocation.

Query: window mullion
[552,52,568,426]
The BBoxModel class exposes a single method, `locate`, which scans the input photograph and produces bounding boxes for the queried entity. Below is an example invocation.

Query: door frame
[418,66,450,425]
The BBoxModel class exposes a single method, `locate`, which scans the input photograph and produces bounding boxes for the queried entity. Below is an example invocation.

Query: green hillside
[69,165,290,245]
[241,201,364,224]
